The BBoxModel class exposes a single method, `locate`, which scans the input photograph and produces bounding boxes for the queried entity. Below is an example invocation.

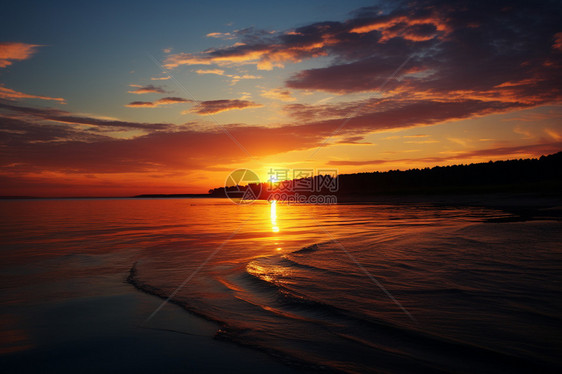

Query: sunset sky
[1,0,561,196]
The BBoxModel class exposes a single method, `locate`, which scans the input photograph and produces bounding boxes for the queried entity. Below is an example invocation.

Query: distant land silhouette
[2,152,560,200]
[133,193,210,198]
[209,151,562,200]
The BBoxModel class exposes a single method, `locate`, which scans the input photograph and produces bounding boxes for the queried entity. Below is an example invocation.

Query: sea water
[1,198,561,373]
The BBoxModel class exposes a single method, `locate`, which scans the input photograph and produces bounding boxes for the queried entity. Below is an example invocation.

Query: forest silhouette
[207,152,562,200]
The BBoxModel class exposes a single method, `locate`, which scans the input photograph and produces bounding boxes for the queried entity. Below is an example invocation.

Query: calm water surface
[1,198,561,373]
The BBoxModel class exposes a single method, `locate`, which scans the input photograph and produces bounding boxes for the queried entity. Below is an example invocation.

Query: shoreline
[126,262,333,372]
[0,271,298,374]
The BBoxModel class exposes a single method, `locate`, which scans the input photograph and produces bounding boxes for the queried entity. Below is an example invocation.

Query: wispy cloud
[128,84,167,94]
[0,42,41,68]
[195,69,225,75]
[553,32,562,51]
[164,25,329,70]
[206,32,235,39]
[194,68,261,84]
[0,44,65,103]
[164,43,325,71]
[328,142,562,166]
[2,96,560,197]
[0,115,328,177]
[125,97,192,108]
[0,102,170,130]
[186,99,262,115]
[150,75,171,81]
[261,88,295,102]
[0,84,65,103]
[545,128,561,141]
[3,103,559,182]
[447,138,469,147]
[405,139,439,144]
[337,136,371,145]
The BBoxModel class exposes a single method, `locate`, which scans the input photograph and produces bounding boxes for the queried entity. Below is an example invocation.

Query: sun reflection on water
[270,200,280,233]
[270,200,283,252]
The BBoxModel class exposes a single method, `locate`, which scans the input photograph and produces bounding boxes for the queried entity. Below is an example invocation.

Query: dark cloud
[164,22,338,70]
[126,101,156,108]
[165,0,561,138]
[336,136,370,145]
[0,121,327,175]
[0,102,172,130]
[2,109,559,180]
[285,95,528,133]
[0,116,111,145]
[1,98,559,196]
[188,99,263,115]
[286,0,562,104]
[166,0,561,103]
[0,93,537,175]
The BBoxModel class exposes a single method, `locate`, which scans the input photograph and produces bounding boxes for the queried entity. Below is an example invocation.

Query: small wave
[278,256,362,279]
[127,262,342,372]
[292,243,320,254]
[244,259,344,312]
[128,252,561,374]
[126,262,223,326]
[243,254,560,373]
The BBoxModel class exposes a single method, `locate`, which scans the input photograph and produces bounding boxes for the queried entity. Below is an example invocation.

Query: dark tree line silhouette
[209,152,562,200]
[336,152,562,196]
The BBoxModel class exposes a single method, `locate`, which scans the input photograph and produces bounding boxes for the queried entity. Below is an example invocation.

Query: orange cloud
[2,91,560,197]
[350,15,452,42]
[164,42,327,71]
[0,43,65,103]
[0,85,65,103]
[261,88,296,102]
[195,69,225,75]
[328,142,562,166]
[206,32,234,39]
[553,32,562,51]
[187,99,262,115]
[193,69,261,84]
[125,97,192,108]
[167,15,450,72]
[0,42,41,68]
[545,128,561,141]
